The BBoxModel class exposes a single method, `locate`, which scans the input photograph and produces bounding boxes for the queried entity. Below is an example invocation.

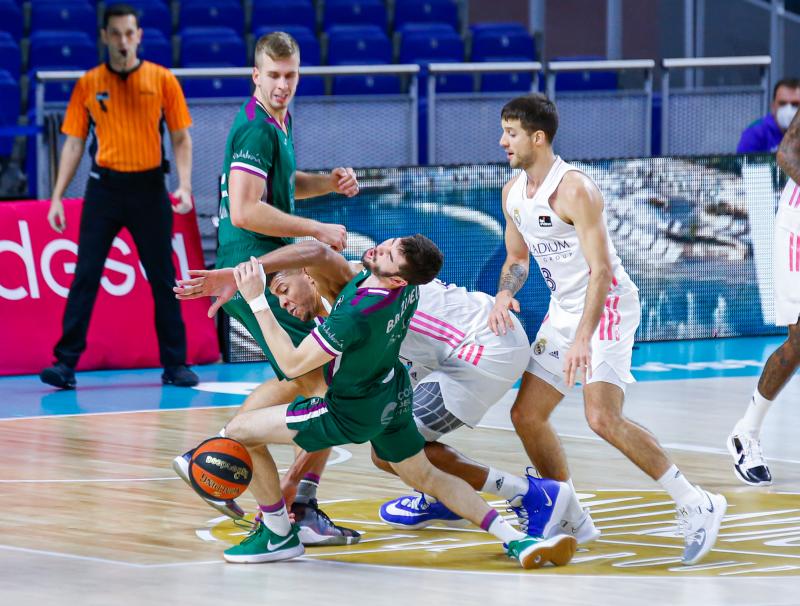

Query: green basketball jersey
[311,268,420,436]
[216,96,296,264]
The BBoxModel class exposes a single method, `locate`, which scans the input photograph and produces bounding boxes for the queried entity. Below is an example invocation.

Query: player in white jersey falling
[488,93,726,565]
[727,109,800,486]
[175,240,590,544]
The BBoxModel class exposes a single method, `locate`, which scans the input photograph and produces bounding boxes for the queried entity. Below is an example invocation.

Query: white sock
[218,427,226,438]
[736,390,773,438]
[565,478,583,511]
[483,510,525,543]
[482,468,529,500]
[658,465,703,509]
[258,501,291,536]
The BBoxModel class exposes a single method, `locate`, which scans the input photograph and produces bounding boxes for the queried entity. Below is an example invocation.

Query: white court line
[478,423,800,465]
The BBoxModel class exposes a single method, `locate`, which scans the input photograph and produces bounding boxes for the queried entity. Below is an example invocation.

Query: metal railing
[34,64,421,197]
[427,61,542,164]
[661,55,771,154]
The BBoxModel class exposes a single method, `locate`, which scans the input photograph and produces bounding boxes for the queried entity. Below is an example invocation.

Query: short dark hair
[397,234,443,286]
[773,78,800,99]
[103,3,139,29]
[501,93,559,142]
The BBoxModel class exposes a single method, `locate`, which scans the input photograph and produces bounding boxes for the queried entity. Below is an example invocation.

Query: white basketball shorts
[774,183,800,326]
[408,313,530,427]
[527,290,640,394]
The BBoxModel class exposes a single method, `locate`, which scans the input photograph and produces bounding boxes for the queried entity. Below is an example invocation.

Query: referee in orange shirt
[41,4,198,389]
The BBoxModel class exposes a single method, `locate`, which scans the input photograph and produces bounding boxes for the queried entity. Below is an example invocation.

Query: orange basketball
[189,437,253,501]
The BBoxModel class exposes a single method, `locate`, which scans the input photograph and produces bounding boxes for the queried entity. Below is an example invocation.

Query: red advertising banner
[0,198,220,375]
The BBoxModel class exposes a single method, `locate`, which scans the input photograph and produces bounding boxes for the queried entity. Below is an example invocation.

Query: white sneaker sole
[682,492,727,565]
[172,454,245,520]
[298,526,361,546]
[378,511,471,530]
[726,435,772,487]
[224,544,305,563]
[518,535,578,569]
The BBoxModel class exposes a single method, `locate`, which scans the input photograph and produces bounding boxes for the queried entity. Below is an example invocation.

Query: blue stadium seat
[29,31,98,72]
[30,2,98,40]
[127,0,172,37]
[252,0,316,34]
[553,55,618,91]
[479,56,534,92]
[179,0,244,32]
[332,70,401,95]
[326,25,391,65]
[0,0,23,42]
[323,0,387,31]
[399,26,470,93]
[470,26,535,62]
[398,26,463,64]
[0,70,19,156]
[139,29,172,67]
[0,32,21,80]
[394,0,459,32]
[27,66,81,106]
[179,27,246,66]
[181,63,252,98]
[253,25,323,95]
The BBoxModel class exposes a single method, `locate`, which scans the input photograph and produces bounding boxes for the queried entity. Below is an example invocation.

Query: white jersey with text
[506,156,636,314]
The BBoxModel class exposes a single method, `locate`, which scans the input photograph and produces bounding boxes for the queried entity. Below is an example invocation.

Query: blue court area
[0,335,787,421]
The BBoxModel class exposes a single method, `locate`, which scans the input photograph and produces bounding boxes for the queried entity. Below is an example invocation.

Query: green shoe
[507,534,577,569]
[224,522,305,563]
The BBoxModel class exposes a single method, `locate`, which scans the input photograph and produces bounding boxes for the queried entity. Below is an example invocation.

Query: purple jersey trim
[286,400,328,417]
[230,164,267,180]
[360,285,404,315]
[312,328,339,356]
[245,96,257,120]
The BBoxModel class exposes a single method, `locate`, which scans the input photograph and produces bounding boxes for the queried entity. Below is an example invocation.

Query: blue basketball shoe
[508,470,571,540]
[172,449,245,520]
[379,492,470,530]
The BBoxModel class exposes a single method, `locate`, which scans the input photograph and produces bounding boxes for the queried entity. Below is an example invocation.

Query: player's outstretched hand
[488,291,520,336]
[315,221,347,251]
[174,268,237,318]
[331,167,359,197]
[564,339,592,388]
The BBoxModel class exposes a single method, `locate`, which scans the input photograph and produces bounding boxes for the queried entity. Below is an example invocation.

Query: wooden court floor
[1,340,799,606]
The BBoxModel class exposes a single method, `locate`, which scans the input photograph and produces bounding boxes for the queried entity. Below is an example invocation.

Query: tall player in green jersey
[216,31,358,384]
[212,235,577,569]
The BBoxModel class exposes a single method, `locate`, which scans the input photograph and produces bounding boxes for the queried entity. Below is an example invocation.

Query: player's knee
[223,416,256,446]
[585,406,615,440]
[511,398,544,428]
[370,448,391,472]
[786,323,800,354]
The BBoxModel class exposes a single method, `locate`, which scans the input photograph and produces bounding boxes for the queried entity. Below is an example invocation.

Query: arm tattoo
[778,111,800,183]
[498,263,528,295]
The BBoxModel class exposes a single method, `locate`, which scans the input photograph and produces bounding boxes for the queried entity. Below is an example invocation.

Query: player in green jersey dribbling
[212,235,577,569]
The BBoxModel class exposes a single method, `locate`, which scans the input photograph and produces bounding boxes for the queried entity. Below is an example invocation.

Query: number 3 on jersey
[541,267,556,292]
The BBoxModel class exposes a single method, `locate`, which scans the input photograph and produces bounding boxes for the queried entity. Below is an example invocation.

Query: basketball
[189,437,253,501]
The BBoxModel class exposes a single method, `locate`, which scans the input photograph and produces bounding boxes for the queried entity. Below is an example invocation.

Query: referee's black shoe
[162,365,199,387]
[40,362,76,389]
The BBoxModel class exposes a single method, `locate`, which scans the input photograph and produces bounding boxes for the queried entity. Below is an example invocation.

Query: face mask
[776,104,798,130]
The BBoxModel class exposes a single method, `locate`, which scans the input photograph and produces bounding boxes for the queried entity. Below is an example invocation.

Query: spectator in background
[40,4,198,389]
[737,77,800,153]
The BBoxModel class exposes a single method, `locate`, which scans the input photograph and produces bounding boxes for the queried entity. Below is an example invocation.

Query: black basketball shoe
[727,431,772,486]
[292,498,361,546]
[40,362,76,389]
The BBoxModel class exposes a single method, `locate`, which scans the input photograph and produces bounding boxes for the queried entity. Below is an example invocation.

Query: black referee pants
[54,168,188,368]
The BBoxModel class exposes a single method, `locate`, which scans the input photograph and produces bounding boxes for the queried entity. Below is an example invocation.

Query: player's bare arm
[295,168,359,199]
[777,108,800,182]
[489,178,530,335]
[234,258,333,378]
[556,172,614,386]
[228,168,347,250]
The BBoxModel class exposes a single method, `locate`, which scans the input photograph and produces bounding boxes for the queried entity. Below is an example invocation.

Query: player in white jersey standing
[489,93,726,565]
[727,110,800,485]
